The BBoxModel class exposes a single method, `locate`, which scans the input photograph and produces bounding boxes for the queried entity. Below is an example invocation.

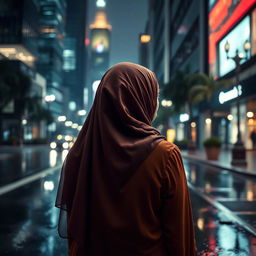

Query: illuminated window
[41,27,56,34]
[140,35,151,43]
[63,38,76,71]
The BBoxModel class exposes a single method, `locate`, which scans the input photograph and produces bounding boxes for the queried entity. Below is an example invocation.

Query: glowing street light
[58,115,66,122]
[50,142,57,149]
[22,119,27,125]
[205,118,212,124]
[72,123,78,129]
[180,113,189,122]
[45,94,56,103]
[227,114,233,121]
[161,99,172,107]
[191,122,196,128]
[247,111,254,118]
[77,110,87,116]
[65,121,73,127]
[43,181,54,191]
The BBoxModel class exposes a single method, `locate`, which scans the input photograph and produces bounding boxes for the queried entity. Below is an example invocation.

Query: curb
[182,153,256,178]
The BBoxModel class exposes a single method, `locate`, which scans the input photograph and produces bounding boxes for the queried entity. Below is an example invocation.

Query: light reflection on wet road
[0,147,67,186]
[0,148,256,255]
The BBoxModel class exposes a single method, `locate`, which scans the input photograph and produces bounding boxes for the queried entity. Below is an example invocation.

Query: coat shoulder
[156,140,179,156]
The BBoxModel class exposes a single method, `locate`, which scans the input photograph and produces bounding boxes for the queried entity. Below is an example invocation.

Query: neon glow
[180,113,189,122]
[85,38,90,46]
[218,85,242,104]
[218,16,250,77]
[208,0,255,76]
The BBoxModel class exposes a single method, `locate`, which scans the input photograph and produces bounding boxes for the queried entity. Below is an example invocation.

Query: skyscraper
[37,0,67,117]
[87,0,111,110]
[63,0,88,110]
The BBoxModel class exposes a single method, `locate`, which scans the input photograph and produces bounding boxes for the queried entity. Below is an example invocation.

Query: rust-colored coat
[69,140,197,255]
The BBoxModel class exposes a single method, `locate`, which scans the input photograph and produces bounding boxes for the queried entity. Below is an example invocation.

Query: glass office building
[38,0,67,116]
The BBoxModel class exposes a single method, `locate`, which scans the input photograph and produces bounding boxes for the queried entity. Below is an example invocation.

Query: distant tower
[87,0,111,110]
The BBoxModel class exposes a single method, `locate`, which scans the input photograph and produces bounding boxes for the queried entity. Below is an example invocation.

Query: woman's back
[56,63,197,256]
[88,140,197,256]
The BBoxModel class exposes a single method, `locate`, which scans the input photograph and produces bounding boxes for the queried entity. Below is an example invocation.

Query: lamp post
[45,94,56,140]
[224,39,251,165]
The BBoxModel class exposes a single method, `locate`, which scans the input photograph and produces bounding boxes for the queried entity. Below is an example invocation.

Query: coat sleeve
[160,145,198,256]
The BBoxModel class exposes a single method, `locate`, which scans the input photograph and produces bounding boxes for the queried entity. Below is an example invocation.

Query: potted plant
[174,139,189,150]
[203,137,221,160]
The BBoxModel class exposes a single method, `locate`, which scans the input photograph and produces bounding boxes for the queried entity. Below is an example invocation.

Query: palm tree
[188,73,231,104]
[163,70,197,147]
[0,61,18,111]
[0,60,32,143]
[163,70,192,114]
[189,73,232,136]
[27,96,54,126]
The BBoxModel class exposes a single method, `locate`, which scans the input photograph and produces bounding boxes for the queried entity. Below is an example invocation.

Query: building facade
[147,0,170,86]
[207,0,256,150]
[0,0,47,142]
[63,0,88,110]
[145,0,256,150]
[146,0,208,146]
[37,0,67,117]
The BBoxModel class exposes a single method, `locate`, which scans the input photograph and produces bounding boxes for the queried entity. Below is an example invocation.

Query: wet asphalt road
[0,148,256,255]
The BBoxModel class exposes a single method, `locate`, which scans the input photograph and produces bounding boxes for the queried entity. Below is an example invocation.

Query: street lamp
[161,99,172,107]
[45,94,56,103]
[57,115,66,122]
[77,110,87,116]
[224,39,251,165]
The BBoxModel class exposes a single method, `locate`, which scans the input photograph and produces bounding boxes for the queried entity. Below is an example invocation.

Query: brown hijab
[55,62,165,251]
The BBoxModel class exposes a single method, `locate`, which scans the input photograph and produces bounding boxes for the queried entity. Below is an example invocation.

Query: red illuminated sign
[208,0,255,76]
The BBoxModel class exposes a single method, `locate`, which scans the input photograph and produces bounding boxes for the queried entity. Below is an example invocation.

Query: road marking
[188,182,256,237]
[0,164,62,196]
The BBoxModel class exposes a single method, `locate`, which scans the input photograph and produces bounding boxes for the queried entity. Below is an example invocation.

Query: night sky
[88,0,148,67]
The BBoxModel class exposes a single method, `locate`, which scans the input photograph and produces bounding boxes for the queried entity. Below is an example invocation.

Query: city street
[1,0,256,255]
[0,147,256,255]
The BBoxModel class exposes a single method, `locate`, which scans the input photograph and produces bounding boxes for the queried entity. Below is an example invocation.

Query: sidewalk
[182,149,256,177]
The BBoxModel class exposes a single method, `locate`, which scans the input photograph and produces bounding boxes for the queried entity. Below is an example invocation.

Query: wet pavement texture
[0,149,256,255]
[184,160,256,233]
[0,170,67,255]
[0,146,63,185]
[182,150,256,176]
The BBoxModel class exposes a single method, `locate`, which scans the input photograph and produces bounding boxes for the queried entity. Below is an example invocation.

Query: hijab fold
[55,62,165,253]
